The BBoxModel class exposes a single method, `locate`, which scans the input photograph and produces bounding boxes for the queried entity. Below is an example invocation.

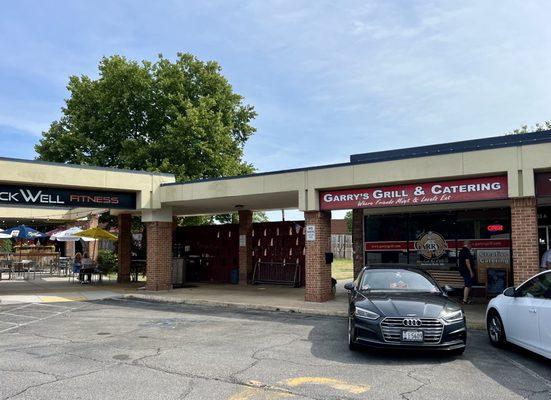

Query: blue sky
[1,1,550,220]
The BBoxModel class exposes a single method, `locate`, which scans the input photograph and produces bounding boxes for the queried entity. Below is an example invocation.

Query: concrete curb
[124,293,486,330]
[124,293,348,318]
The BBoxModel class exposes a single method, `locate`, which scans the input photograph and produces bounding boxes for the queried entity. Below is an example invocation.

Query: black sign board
[486,268,508,296]
[0,184,136,209]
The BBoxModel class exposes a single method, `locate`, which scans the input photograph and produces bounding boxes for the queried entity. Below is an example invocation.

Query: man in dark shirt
[458,241,475,304]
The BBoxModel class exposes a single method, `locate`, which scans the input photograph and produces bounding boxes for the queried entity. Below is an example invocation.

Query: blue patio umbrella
[3,225,46,260]
[3,225,46,239]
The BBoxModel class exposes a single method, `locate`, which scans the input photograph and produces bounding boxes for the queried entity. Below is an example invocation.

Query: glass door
[539,226,550,258]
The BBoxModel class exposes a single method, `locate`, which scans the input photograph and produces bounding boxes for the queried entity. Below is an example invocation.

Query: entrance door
[539,226,550,255]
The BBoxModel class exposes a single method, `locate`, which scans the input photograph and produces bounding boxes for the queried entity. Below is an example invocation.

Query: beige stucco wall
[1,140,550,219]
[161,141,551,214]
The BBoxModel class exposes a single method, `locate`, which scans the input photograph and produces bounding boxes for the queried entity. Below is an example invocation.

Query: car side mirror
[443,284,453,294]
[344,282,355,291]
[503,287,516,297]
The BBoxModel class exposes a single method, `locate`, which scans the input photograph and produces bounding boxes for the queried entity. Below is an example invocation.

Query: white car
[486,270,551,359]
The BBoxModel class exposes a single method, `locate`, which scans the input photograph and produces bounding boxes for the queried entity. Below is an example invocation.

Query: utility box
[172,257,186,288]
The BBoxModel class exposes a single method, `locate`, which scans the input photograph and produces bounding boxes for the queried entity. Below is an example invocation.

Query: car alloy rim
[489,316,502,342]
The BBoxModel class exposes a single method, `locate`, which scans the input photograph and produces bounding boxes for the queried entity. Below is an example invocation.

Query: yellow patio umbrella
[75,227,118,241]
[75,227,118,262]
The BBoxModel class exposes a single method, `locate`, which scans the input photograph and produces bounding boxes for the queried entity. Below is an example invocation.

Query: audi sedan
[344,265,467,355]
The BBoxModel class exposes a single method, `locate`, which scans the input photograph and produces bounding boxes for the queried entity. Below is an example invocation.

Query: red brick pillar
[304,210,333,302]
[87,215,100,261]
[65,241,75,257]
[117,214,132,283]
[238,210,253,285]
[511,197,539,285]
[145,221,173,291]
[352,209,364,279]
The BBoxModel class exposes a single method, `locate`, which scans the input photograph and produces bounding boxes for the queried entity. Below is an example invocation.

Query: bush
[0,239,13,254]
[97,250,118,275]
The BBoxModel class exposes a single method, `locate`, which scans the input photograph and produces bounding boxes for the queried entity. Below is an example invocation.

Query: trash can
[230,268,239,284]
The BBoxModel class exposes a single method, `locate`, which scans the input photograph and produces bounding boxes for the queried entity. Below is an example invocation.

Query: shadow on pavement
[90,297,550,399]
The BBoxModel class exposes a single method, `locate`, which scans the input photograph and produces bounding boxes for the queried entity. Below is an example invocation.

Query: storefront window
[538,206,551,260]
[364,208,512,286]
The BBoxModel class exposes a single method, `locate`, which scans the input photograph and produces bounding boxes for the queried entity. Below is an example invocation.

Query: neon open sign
[487,224,504,232]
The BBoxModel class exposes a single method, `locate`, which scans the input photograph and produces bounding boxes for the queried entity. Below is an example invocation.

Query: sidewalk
[0,276,139,304]
[1,277,487,329]
[125,282,488,330]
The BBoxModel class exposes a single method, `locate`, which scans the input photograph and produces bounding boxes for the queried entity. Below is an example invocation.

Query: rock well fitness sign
[0,184,136,209]
[320,176,508,210]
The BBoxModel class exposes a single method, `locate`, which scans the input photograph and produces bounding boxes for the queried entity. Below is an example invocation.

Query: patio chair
[0,260,13,280]
[58,258,71,277]
[69,263,81,283]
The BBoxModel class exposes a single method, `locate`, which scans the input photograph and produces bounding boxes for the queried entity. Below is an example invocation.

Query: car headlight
[354,307,380,320]
[441,309,463,323]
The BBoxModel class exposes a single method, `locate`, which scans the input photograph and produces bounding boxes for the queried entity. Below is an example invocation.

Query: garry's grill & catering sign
[319,176,508,210]
[0,184,136,209]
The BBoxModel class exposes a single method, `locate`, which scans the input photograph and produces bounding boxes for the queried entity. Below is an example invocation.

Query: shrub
[97,250,118,275]
[0,239,13,254]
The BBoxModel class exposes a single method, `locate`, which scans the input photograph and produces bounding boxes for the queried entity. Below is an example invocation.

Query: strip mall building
[1,131,551,302]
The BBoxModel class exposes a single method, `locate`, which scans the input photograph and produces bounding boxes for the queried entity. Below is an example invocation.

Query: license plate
[402,330,423,342]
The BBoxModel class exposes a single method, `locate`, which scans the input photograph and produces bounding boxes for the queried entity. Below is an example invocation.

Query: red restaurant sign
[319,176,508,210]
[536,172,551,197]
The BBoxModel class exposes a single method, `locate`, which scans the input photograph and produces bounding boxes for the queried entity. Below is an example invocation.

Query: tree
[344,210,352,233]
[36,53,256,182]
[508,121,551,135]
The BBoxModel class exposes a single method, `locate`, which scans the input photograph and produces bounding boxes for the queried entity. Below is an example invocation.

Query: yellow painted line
[282,377,370,394]
[38,295,87,303]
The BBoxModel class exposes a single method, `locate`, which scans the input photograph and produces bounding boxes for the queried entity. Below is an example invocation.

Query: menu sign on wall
[536,172,551,197]
[320,176,508,210]
[0,184,137,209]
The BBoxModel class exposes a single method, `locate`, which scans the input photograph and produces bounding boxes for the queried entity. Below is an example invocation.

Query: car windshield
[360,269,440,293]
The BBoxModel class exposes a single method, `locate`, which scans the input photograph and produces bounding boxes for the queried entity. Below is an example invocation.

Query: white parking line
[0,303,87,334]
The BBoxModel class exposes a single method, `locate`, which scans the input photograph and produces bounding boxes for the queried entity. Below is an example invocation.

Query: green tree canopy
[36,53,257,181]
[508,121,551,135]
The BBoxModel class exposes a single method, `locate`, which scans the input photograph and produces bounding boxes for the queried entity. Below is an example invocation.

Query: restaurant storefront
[320,175,514,295]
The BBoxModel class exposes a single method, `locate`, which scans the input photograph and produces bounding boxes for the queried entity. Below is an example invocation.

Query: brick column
[352,209,364,279]
[65,241,75,257]
[238,210,253,285]
[86,215,100,261]
[117,214,132,283]
[511,197,539,285]
[145,221,173,291]
[304,210,333,302]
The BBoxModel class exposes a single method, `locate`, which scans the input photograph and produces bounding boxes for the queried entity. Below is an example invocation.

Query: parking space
[0,299,549,400]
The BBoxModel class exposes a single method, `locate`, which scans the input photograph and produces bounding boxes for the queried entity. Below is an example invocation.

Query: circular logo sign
[414,231,447,260]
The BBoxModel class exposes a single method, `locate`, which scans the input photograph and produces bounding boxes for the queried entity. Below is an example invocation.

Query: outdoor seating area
[0,224,119,285]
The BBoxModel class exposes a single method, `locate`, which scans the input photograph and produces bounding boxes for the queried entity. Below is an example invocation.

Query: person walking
[458,241,475,304]
[541,247,551,271]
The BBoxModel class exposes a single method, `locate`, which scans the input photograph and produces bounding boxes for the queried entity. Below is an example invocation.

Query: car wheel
[348,315,359,351]
[487,311,506,347]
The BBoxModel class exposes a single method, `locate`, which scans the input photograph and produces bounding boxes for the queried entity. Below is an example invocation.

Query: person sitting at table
[73,252,82,281]
[80,252,93,284]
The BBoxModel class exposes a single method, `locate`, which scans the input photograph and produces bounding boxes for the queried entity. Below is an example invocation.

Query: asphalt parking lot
[0,299,549,400]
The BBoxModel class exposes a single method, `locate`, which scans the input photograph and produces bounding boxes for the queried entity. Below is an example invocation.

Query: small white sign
[306,225,316,241]
[239,234,246,247]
